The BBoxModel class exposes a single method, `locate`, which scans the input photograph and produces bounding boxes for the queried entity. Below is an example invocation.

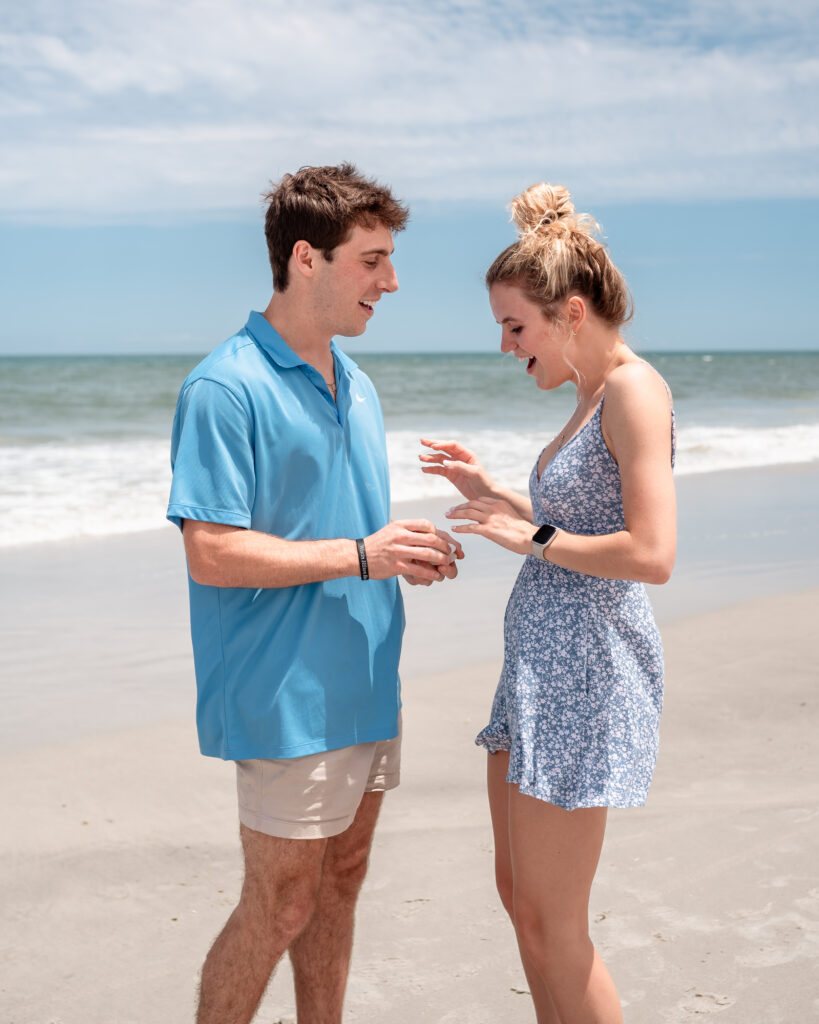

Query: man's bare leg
[196,824,327,1024]
[289,792,384,1024]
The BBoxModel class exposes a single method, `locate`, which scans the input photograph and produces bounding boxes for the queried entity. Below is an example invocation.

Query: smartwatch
[531,523,559,559]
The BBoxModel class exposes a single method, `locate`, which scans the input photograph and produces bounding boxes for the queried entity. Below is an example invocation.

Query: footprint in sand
[679,989,734,1014]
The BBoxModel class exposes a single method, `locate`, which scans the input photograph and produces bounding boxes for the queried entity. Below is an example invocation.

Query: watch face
[533,524,557,545]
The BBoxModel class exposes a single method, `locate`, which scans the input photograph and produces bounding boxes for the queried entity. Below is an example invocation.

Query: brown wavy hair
[263,163,409,291]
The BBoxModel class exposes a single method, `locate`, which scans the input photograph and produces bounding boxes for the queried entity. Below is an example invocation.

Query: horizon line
[2,347,818,359]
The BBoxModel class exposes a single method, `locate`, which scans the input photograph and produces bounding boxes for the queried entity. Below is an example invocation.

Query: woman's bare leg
[487,752,561,1024]
[507,788,622,1023]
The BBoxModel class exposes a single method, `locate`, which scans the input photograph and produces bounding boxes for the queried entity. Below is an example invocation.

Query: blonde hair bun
[510,183,576,236]
[487,180,632,328]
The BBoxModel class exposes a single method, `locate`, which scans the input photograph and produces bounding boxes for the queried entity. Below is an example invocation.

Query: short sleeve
[167,378,255,530]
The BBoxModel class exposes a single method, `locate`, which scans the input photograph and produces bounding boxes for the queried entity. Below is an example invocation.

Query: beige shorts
[236,726,401,840]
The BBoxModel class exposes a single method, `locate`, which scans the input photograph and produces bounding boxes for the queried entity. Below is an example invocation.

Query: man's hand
[364,520,464,585]
[401,526,464,586]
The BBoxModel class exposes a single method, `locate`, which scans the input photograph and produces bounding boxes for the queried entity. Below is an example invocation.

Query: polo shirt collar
[330,342,359,378]
[245,311,302,368]
[246,311,359,378]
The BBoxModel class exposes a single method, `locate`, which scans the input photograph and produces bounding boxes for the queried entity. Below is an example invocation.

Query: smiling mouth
[527,356,536,371]
[359,301,375,313]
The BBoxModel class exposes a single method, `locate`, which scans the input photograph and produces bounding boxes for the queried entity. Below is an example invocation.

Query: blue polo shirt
[167,312,404,760]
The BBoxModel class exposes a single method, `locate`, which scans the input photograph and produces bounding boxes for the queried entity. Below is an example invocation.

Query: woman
[420,183,676,1023]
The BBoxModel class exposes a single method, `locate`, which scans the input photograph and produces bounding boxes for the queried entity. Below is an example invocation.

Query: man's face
[311,223,399,338]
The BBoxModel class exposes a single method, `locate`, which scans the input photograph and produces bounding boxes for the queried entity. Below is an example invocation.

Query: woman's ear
[566,295,587,333]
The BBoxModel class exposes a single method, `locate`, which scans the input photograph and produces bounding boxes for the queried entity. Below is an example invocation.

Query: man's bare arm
[183,518,460,589]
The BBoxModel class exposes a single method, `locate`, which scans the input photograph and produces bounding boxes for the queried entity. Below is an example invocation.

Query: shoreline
[1,462,817,751]
[1,455,818,553]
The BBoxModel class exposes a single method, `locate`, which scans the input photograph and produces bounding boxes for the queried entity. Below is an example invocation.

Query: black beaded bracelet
[355,538,369,580]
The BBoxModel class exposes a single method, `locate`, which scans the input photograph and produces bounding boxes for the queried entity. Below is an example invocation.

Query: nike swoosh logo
[355,394,367,403]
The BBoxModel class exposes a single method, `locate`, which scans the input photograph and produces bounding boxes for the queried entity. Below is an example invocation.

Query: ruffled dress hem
[474,730,649,810]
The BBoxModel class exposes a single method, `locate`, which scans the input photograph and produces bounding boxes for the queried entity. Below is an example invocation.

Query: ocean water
[2,350,818,548]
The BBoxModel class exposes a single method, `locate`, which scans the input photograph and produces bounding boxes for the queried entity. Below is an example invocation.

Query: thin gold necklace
[554,393,583,451]
[554,425,570,451]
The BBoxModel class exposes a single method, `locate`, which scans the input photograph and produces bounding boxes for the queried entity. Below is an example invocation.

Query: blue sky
[1,0,817,354]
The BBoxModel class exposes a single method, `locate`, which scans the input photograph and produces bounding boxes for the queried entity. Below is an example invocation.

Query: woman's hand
[445,497,534,555]
[419,438,497,501]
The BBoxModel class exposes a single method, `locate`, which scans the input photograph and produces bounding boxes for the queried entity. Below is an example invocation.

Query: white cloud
[0,0,817,219]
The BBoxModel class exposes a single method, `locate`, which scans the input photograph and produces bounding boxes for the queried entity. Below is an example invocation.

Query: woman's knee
[513,899,590,967]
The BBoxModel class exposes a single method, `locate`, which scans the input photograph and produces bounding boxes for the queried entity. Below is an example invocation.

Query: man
[167,163,461,1024]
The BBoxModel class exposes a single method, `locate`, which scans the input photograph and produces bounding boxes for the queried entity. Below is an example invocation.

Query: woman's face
[489,282,571,391]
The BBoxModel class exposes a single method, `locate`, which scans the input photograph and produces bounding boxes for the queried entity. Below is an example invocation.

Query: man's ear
[290,240,318,280]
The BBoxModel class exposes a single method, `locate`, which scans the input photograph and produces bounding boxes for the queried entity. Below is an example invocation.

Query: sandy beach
[2,464,818,1023]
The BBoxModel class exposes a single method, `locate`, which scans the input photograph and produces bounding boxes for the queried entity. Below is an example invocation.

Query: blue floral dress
[476,391,676,809]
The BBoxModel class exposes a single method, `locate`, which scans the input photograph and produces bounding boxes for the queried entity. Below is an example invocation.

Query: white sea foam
[673,424,819,476]
[0,440,171,548]
[1,423,818,547]
[388,423,819,501]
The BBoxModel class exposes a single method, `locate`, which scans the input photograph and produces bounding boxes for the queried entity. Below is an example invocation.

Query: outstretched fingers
[420,437,460,451]
[443,498,534,555]
[446,510,488,534]
[419,438,476,461]
[445,498,506,538]
[446,499,493,521]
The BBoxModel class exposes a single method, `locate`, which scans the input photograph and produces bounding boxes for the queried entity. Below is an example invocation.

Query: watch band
[531,523,559,560]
